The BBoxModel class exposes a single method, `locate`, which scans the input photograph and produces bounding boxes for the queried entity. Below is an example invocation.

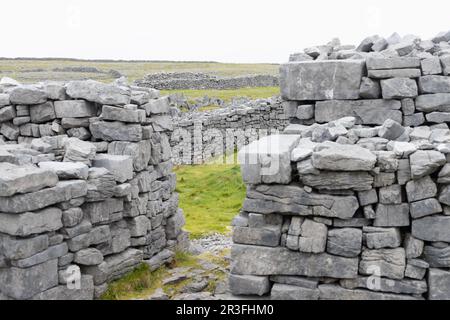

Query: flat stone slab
[65,80,130,105]
[231,244,358,279]
[54,100,97,118]
[412,215,450,242]
[319,284,418,300]
[38,161,89,180]
[280,60,364,101]
[315,99,401,125]
[0,163,59,197]
[366,57,421,70]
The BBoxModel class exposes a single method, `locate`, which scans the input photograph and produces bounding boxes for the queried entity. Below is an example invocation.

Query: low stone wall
[135,72,279,90]
[230,31,450,300]
[170,98,289,165]
[0,79,187,300]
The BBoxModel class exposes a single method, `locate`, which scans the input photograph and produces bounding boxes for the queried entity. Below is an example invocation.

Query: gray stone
[301,171,374,191]
[426,112,450,123]
[102,105,142,123]
[0,93,10,106]
[233,226,280,247]
[74,248,104,266]
[374,203,410,227]
[92,154,133,183]
[378,119,405,140]
[340,277,426,295]
[33,275,94,300]
[366,57,420,70]
[0,207,62,236]
[406,176,436,202]
[311,142,376,171]
[66,80,130,105]
[442,55,450,76]
[38,161,89,180]
[166,209,185,239]
[0,180,87,213]
[62,207,83,227]
[381,78,418,99]
[327,228,362,257]
[126,215,151,237]
[378,185,402,204]
[296,104,314,120]
[1,122,20,140]
[359,248,406,280]
[9,86,47,105]
[271,283,319,300]
[141,97,170,115]
[359,77,381,99]
[83,198,123,225]
[0,259,57,299]
[1,234,49,260]
[409,150,446,179]
[421,57,442,75]
[90,120,142,142]
[318,284,418,300]
[29,101,56,123]
[368,69,421,79]
[405,259,428,280]
[404,234,424,259]
[415,93,450,112]
[107,140,152,172]
[43,82,66,100]
[64,138,96,165]
[315,99,402,125]
[11,243,68,268]
[280,60,364,101]
[439,165,450,183]
[231,244,358,279]
[269,275,318,289]
[412,215,450,242]
[0,106,16,122]
[401,98,415,115]
[428,268,450,300]
[54,100,97,118]
[0,162,58,197]
[238,134,300,185]
[358,189,378,206]
[410,198,442,219]
[298,219,327,253]
[423,245,450,268]
[418,75,450,94]
[363,227,401,249]
[229,274,270,296]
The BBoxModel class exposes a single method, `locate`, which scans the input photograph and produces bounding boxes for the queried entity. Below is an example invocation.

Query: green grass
[0,59,279,83]
[174,160,246,239]
[161,86,280,105]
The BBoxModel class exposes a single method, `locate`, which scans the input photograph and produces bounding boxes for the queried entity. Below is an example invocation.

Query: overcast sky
[1,0,449,63]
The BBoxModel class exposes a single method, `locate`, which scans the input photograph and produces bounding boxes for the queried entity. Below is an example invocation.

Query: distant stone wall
[0,79,187,300]
[230,31,450,300]
[170,98,289,165]
[135,72,279,90]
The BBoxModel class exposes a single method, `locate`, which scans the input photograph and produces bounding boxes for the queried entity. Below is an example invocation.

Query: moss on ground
[174,161,246,239]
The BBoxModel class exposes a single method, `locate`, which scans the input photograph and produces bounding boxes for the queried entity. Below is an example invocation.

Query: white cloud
[1,0,449,63]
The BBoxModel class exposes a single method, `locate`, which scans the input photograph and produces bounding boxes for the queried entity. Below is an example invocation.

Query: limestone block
[54,100,97,118]
[92,154,133,183]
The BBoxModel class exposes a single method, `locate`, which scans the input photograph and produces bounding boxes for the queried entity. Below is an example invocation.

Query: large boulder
[280,60,365,101]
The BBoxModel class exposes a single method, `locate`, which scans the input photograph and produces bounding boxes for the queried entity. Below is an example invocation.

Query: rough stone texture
[280,60,364,100]
[271,283,319,300]
[54,100,97,118]
[327,228,362,257]
[228,274,270,296]
[381,78,418,99]
[412,215,450,242]
[428,269,450,300]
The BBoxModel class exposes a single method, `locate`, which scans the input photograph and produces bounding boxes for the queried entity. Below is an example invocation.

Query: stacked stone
[171,97,288,165]
[230,50,450,299]
[0,79,186,300]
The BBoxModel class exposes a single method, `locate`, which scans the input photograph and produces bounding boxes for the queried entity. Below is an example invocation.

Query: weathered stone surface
[311,142,376,171]
[28,102,55,123]
[366,57,420,70]
[11,243,68,268]
[374,203,410,227]
[378,185,402,204]
[38,161,89,180]
[423,245,450,268]
[358,189,378,206]
[102,105,142,123]
[0,259,58,299]
[269,275,318,289]
[238,134,300,185]
[62,207,83,227]
[107,140,151,172]
[421,57,442,75]
[0,162,58,197]
[359,77,381,99]
[340,277,427,295]
[415,93,450,112]
[315,99,402,125]
[442,55,450,76]
[406,176,437,202]
[439,185,450,206]
[280,60,364,100]
[90,120,142,142]
[318,284,418,300]
[301,171,374,191]
[233,226,280,247]
[428,268,450,300]
[54,100,97,118]
[0,234,49,260]
[378,119,405,140]
[381,78,418,99]
[0,180,87,213]
[0,106,16,123]
[64,138,96,165]
[0,207,62,236]
[409,150,445,179]
[9,86,47,105]
[410,198,442,219]
[412,215,450,242]
[368,69,421,79]
[271,283,319,300]
[74,248,104,266]
[363,227,401,249]
[33,275,94,300]
[327,228,362,257]
[166,209,185,239]
[82,198,123,225]
[229,274,270,296]
[231,244,358,278]
[141,97,170,115]
[359,248,406,280]
[298,219,327,253]
[92,154,133,183]
[418,75,450,94]
[66,80,130,105]
[405,259,428,280]
[404,234,424,259]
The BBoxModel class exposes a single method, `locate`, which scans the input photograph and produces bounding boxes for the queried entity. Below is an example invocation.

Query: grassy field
[174,160,246,239]
[0,58,279,83]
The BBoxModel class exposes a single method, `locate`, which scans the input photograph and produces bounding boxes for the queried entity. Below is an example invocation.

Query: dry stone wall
[170,98,289,165]
[0,79,187,300]
[231,31,450,300]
